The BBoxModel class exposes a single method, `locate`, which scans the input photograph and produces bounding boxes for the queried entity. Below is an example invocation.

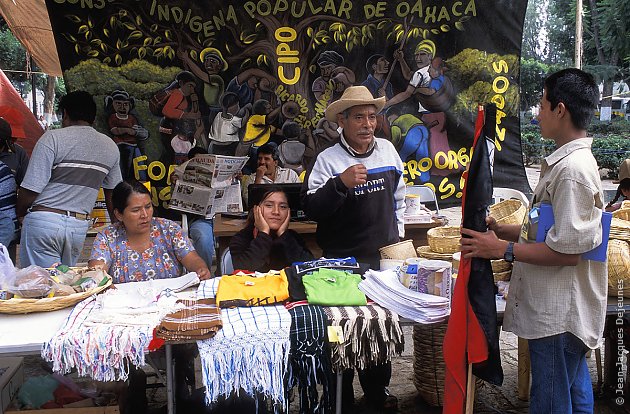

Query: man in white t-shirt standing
[17,91,122,267]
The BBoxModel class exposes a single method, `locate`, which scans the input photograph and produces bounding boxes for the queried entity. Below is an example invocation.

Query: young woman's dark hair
[246,185,287,225]
[112,179,151,213]
[57,91,97,124]
[544,68,599,130]
[606,178,630,210]
[175,70,196,84]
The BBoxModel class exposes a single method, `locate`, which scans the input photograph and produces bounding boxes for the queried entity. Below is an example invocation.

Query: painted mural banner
[45,0,529,209]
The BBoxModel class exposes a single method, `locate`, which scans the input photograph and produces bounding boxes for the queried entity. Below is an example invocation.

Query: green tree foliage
[64,58,181,160]
[446,49,519,117]
[0,27,29,88]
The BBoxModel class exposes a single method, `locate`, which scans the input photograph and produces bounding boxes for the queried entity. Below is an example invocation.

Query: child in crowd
[605,158,630,212]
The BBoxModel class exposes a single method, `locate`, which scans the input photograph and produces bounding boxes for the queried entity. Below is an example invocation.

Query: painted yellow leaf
[115,54,122,65]
[307,27,314,37]
[116,40,122,49]
[136,16,142,26]
[118,10,128,17]
[100,44,107,52]
[395,31,403,43]
[455,21,465,31]
[109,16,116,27]
[168,49,175,60]
[143,38,152,46]
[151,24,158,32]
[243,34,257,44]
[129,31,143,39]
[74,44,80,54]
[377,21,387,30]
[441,24,450,32]
[78,25,88,34]
[103,57,111,64]
[87,50,99,57]
[153,48,163,57]
[361,36,368,46]
[68,15,81,23]
[164,30,172,40]
[190,50,198,60]
[103,29,110,38]
[123,23,136,31]
[431,29,439,34]
[225,43,231,54]
[139,47,146,59]
[309,64,317,74]
[87,18,93,28]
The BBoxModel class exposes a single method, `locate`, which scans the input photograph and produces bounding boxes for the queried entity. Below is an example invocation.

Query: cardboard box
[0,357,23,414]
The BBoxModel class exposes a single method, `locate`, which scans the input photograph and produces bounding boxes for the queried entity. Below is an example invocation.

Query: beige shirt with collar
[503,138,607,349]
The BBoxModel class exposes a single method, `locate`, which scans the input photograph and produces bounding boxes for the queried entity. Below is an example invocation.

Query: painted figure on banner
[178,47,228,129]
[384,40,457,178]
[312,51,355,106]
[104,89,149,180]
[158,71,203,166]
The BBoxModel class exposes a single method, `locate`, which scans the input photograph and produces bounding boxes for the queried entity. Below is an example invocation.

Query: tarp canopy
[0,68,45,155]
[0,0,62,76]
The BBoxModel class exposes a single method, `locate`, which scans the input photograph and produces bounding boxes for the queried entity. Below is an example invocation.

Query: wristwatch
[503,242,515,263]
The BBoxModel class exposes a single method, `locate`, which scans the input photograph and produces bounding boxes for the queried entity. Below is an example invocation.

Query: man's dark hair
[187,147,208,159]
[544,68,599,130]
[282,121,301,140]
[112,179,151,213]
[57,91,97,124]
[365,54,384,74]
[257,142,280,162]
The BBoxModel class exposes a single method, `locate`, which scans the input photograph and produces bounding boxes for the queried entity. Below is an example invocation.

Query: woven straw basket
[417,245,453,261]
[0,270,112,314]
[427,226,460,254]
[489,199,526,226]
[379,239,417,260]
[413,323,482,406]
[610,218,630,241]
[491,259,512,273]
[493,270,512,283]
[607,239,630,298]
[613,208,630,222]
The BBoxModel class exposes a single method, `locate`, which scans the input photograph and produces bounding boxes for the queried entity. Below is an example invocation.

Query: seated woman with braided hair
[88,179,210,413]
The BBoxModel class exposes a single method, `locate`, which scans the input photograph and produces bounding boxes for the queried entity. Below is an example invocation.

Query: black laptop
[247,183,307,220]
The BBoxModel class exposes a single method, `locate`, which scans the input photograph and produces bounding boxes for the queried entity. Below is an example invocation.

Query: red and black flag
[443,104,503,413]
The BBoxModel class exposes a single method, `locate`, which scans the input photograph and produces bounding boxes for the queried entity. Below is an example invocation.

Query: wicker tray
[610,217,630,241]
[493,270,512,283]
[613,208,630,222]
[416,245,454,261]
[489,199,526,226]
[0,269,112,314]
[607,239,630,298]
[491,259,512,273]
[427,226,460,254]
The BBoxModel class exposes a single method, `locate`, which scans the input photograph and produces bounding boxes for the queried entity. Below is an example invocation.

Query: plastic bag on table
[0,243,16,290]
[6,265,54,298]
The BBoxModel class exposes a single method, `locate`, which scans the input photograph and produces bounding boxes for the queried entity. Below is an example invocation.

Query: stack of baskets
[412,323,483,406]
[419,226,460,259]
[608,209,630,297]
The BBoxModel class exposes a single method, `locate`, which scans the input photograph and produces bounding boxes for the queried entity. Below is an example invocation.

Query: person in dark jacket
[230,185,313,272]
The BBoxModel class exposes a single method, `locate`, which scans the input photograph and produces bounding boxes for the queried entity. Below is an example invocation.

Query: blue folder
[535,202,612,262]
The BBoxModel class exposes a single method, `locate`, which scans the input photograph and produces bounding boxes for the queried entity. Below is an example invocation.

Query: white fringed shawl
[42,274,199,381]
[197,278,291,408]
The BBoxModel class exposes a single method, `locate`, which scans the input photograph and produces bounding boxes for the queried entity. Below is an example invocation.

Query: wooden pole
[464,364,476,413]
[575,0,583,69]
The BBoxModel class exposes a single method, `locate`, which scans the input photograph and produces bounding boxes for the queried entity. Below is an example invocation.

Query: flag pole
[464,364,476,413]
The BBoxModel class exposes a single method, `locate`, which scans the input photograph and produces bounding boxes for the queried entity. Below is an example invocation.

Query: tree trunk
[43,75,56,120]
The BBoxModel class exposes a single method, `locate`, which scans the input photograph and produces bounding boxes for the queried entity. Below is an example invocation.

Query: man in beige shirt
[461,68,606,413]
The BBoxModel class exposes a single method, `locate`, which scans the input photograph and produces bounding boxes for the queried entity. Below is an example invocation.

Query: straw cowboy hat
[325,86,386,122]
[199,47,228,71]
[615,159,630,184]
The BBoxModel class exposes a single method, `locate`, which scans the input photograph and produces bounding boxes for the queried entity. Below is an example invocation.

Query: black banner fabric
[46,0,529,208]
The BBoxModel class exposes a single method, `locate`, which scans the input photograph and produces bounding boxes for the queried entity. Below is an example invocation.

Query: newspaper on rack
[169,154,249,219]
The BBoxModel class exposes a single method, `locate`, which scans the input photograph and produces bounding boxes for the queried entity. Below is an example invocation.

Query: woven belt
[30,205,90,221]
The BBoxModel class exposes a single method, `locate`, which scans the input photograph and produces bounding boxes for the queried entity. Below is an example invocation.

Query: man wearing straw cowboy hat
[304,85,404,412]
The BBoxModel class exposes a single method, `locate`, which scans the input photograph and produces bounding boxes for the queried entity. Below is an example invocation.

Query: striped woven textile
[286,302,334,414]
[323,304,404,371]
[197,278,292,409]
[155,298,222,341]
